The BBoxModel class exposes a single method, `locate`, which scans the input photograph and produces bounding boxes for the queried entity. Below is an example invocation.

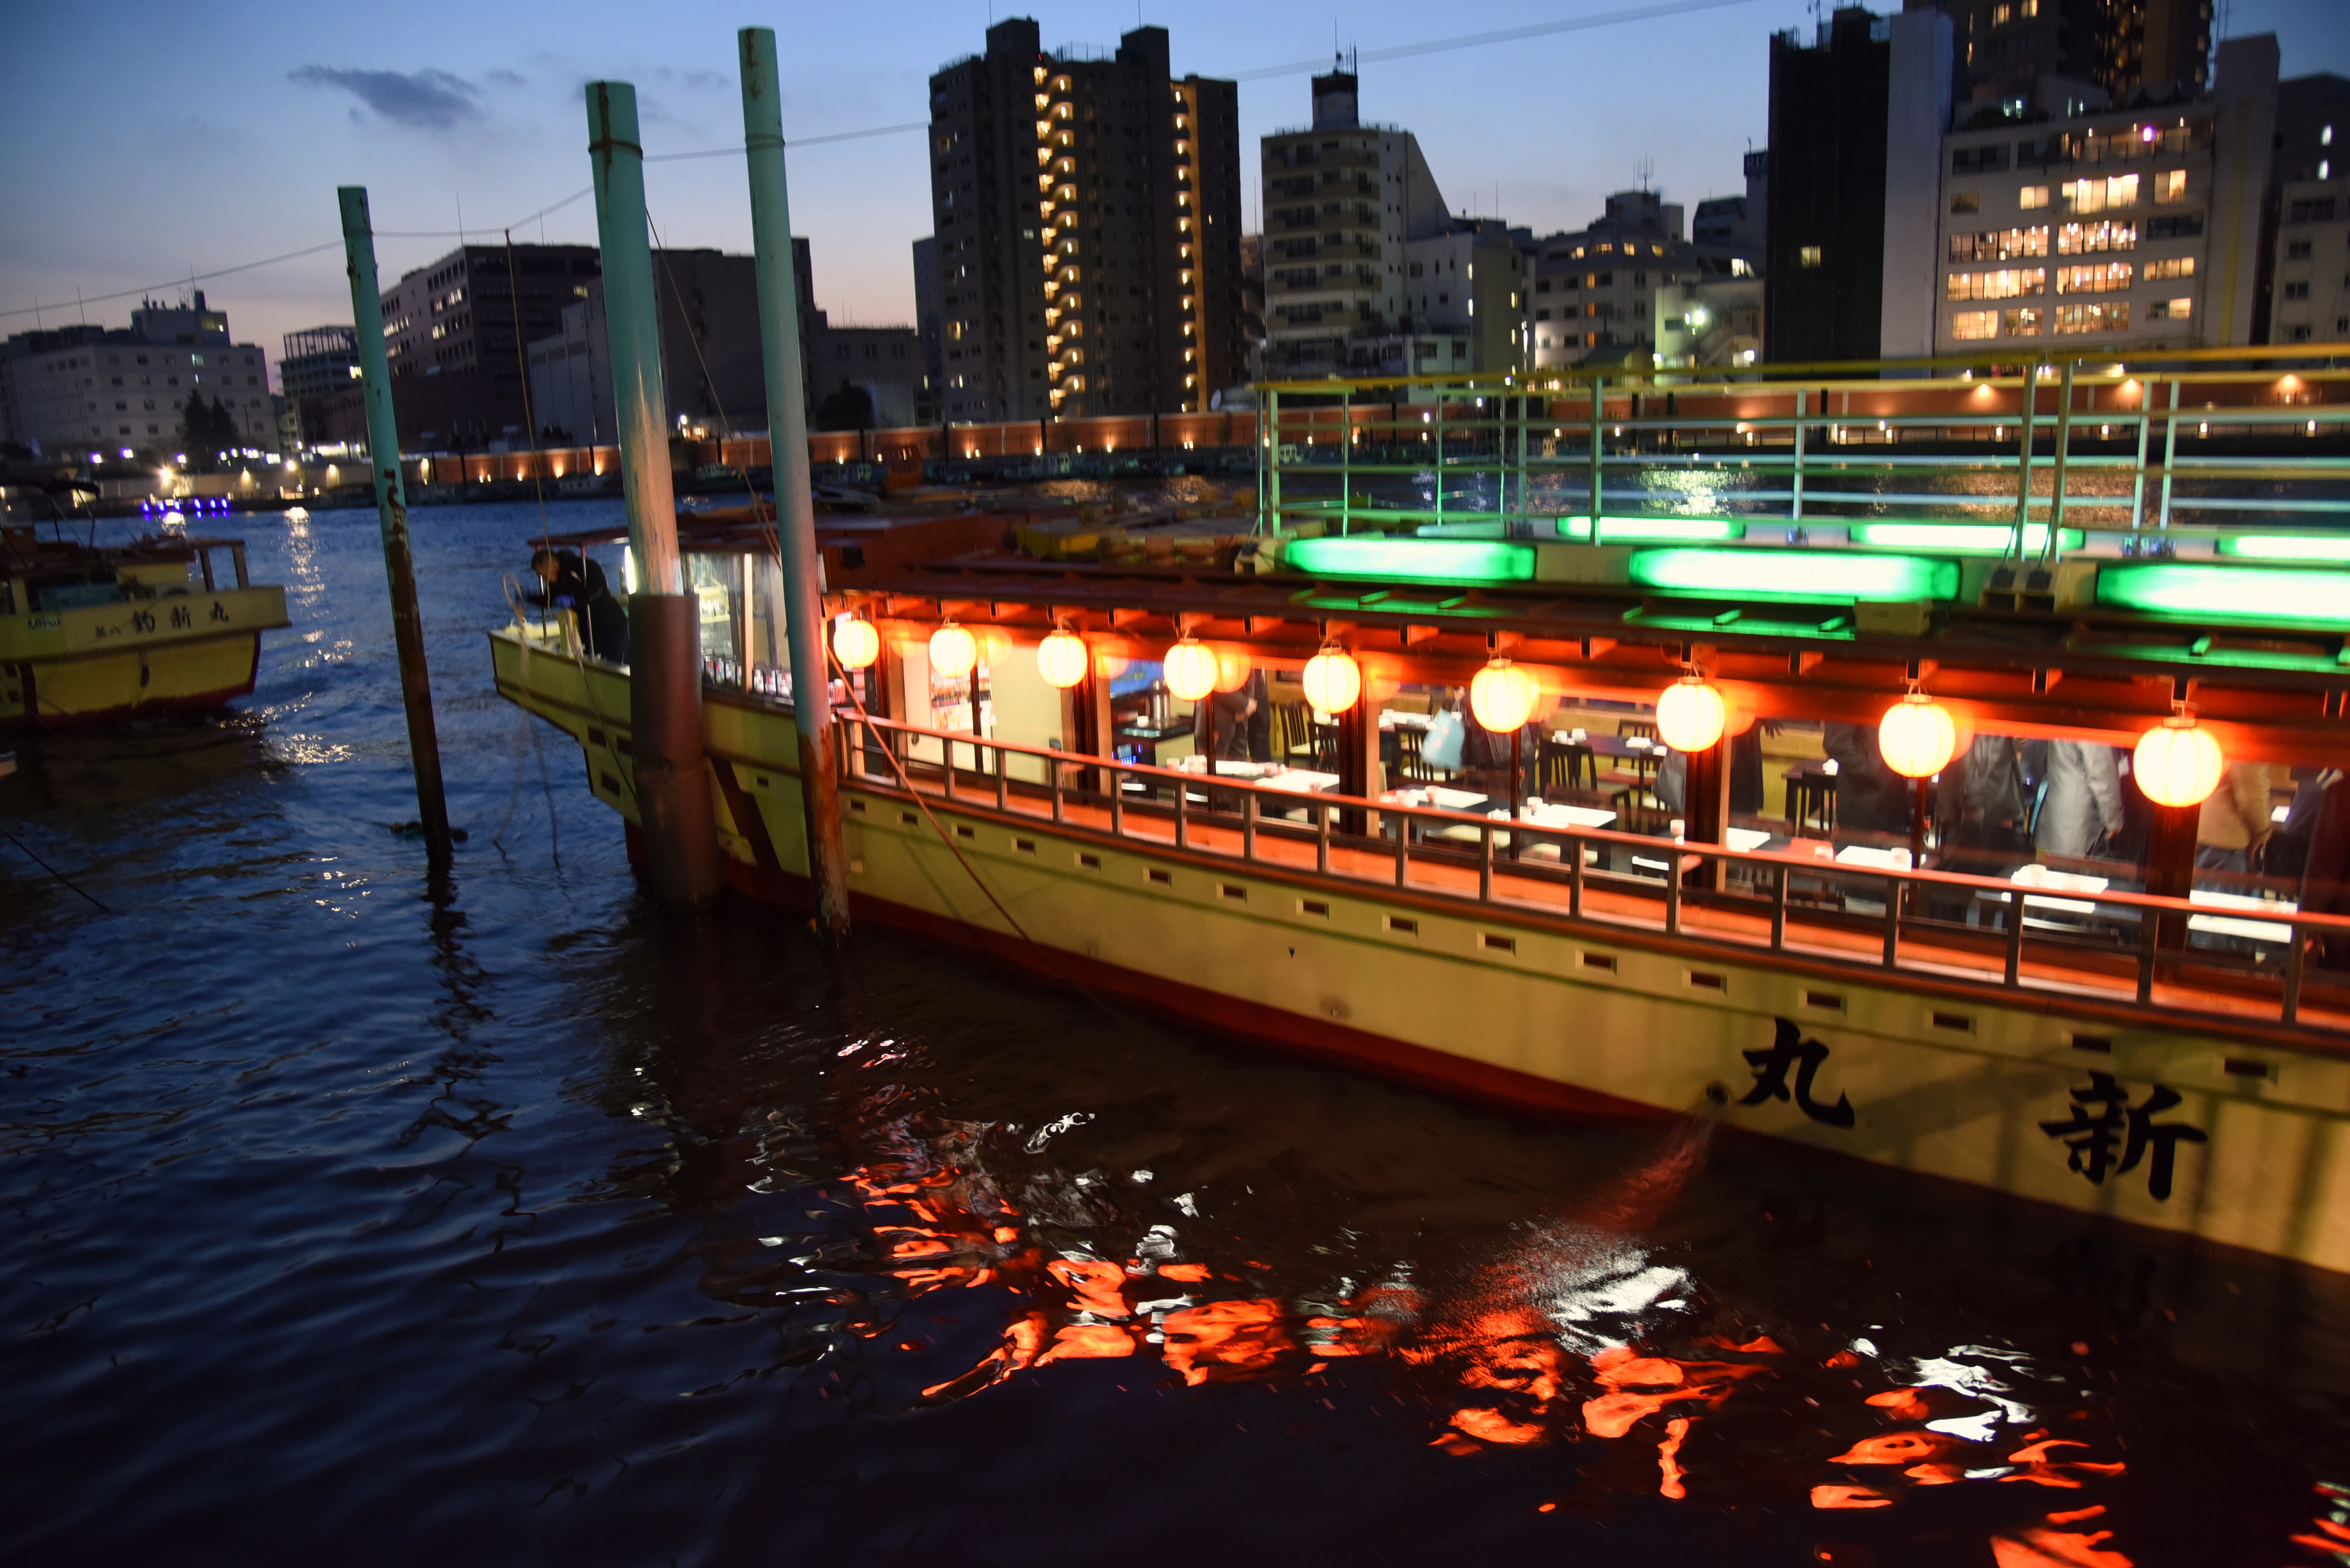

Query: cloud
[289,66,485,130]
[485,69,527,87]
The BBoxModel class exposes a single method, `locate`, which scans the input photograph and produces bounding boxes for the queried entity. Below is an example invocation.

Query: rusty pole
[338,186,451,865]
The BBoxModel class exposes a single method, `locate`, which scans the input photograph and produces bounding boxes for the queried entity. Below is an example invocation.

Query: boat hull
[1,586,286,730]
[492,628,2350,1275]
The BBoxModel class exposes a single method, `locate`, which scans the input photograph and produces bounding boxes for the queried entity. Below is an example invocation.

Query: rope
[0,820,111,912]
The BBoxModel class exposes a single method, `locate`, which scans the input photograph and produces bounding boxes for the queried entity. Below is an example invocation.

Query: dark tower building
[1906,0,2211,110]
[1765,7,1953,363]
[927,17,1243,422]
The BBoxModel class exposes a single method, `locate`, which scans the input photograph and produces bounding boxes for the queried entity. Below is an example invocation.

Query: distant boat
[0,522,289,728]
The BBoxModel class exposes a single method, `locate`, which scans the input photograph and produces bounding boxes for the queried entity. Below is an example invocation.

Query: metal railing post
[2012,363,2040,556]
[1317,801,1331,874]
[2135,903,2157,1004]
[1667,854,1683,935]
[1265,386,1282,535]
[1243,790,1257,862]
[2129,384,2152,534]
[1882,877,1900,967]
[1109,764,1122,836]
[2005,899,2025,986]
[1340,388,1352,536]
[1434,391,1445,531]
[2157,376,2181,534]
[2043,358,2075,563]
[1480,823,1494,901]
[1568,834,1584,917]
[1174,774,1188,848]
[2284,924,2305,1024]
[1770,867,1787,951]
[1789,388,1806,529]
[995,741,1009,812]
[1395,815,1409,888]
[1052,760,1065,824]
[1515,385,1529,530]
[1587,377,1605,541]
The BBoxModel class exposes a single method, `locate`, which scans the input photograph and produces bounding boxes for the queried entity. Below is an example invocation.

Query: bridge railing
[1251,347,2350,547]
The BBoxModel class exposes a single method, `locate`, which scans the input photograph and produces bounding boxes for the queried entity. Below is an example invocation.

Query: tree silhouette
[179,392,243,472]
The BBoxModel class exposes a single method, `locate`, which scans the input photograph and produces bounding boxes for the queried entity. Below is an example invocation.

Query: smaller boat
[0,522,289,729]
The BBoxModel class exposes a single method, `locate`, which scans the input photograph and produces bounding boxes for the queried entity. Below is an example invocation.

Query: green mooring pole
[739,26,849,946]
[587,80,721,907]
[338,186,451,866]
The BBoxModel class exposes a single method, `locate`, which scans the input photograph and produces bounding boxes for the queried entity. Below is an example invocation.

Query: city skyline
[3,0,2343,395]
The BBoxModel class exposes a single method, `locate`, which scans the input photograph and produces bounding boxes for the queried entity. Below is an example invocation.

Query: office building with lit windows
[374,242,600,448]
[927,18,1243,423]
[1932,34,2276,354]
[1524,191,1727,371]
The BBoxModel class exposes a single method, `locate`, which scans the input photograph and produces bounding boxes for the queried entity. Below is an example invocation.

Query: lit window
[1950,191,1980,215]
[2019,185,2051,210]
[2153,170,2187,204]
[1798,246,1823,268]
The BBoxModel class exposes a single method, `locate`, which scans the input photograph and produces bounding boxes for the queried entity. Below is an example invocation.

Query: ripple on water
[2,500,2347,1567]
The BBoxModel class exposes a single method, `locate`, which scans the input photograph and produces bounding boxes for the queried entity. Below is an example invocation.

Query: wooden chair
[1786,773,1838,833]
[1619,718,1658,742]
[1273,702,1319,769]
[1539,735,1595,794]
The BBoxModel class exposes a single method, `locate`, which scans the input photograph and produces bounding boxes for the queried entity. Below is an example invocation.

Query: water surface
[4,501,2349,1566]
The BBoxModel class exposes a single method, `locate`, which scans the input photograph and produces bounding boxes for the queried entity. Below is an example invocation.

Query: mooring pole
[588,80,721,906]
[739,26,850,944]
[338,186,451,866]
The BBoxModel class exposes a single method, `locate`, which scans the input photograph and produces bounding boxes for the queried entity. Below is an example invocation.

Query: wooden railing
[838,712,2350,1044]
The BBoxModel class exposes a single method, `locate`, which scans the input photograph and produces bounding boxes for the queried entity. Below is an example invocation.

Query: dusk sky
[4,0,2344,388]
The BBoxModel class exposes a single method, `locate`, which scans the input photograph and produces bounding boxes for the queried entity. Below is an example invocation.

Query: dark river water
[6,501,2350,1567]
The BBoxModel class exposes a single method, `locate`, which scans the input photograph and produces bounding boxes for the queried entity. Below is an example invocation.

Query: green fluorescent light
[1284,536,1536,583]
[2214,533,2350,562]
[1853,522,2084,554]
[1561,515,1747,543]
[1631,548,1960,602]
[2096,562,2350,622]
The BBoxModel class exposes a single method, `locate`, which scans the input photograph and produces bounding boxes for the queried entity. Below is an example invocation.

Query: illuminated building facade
[1526,192,1722,370]
[928,18,1243,422]
[1932,34,2277,353]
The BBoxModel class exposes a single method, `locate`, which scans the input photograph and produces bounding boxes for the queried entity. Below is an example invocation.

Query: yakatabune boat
[494,359,2350,1274]
[0,522,288,728]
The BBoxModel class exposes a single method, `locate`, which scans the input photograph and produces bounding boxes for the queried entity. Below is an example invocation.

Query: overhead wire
[3,1,1745,324]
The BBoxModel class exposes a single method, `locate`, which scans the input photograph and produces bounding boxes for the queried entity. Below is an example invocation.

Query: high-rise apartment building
[927,19,1243,423]
[1907,0,2211,110]
[1259,68,1450,377]
[1934,36,2276,354]
[1764,6,1955,362]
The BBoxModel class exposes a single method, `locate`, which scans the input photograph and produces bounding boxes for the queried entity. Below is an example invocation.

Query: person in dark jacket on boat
[527,548,629,663]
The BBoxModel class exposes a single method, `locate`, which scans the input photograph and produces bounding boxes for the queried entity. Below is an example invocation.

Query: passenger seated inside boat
[527,547,628,664]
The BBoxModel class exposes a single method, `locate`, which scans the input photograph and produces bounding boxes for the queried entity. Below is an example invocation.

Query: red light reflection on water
[822,1134,2141,1557]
